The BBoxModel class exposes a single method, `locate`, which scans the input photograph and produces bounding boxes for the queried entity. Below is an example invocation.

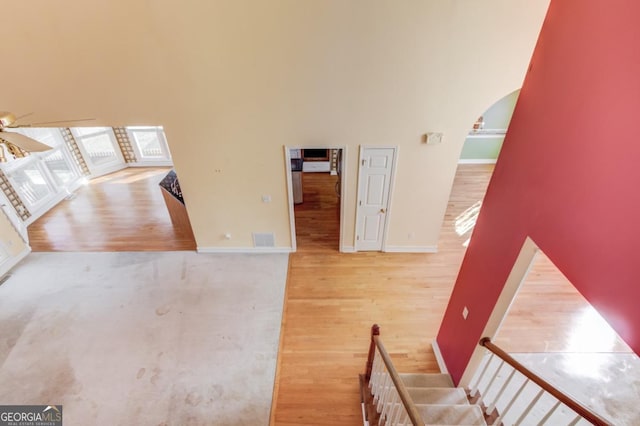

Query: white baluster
[380,388,398,426]
[398,409,410,426]
[373,367,383,405]
[515,388,544,425]
[376,373,391,412]
[537,400,561,425]
[567,414,582,426]
[469,351,493,398]
[370,352,383,396]
[372,356,387,405]
[478,359,505,407]
[494,378,530,425]
[385,389,400,425]
[389,402,403,426]
[485,367,517,415]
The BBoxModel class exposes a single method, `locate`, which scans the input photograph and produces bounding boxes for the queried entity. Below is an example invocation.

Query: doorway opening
[459,89,520,165]
[462,237,639,424]
[285,147,345,252]
[498,246,637,424]
[450,90,521,250]
[494,249,632,354]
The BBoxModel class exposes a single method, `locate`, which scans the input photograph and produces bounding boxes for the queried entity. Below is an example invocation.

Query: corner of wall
[0,246,31,277]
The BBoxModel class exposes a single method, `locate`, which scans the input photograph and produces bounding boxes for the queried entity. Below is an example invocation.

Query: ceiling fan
[0,111,94,162]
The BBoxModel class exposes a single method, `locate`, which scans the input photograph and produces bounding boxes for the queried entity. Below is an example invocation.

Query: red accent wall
[437,0,640,384]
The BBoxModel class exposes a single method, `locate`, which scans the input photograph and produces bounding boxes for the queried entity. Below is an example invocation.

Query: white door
[355,147,396,251]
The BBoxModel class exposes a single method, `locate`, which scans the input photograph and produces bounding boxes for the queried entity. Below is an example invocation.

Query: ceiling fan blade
[13,112,34,123]
[16,117,96,127]
[0,131,53,152]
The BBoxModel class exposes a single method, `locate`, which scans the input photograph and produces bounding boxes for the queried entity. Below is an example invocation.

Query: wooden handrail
[372,327,425,426]
[479,337,611,426]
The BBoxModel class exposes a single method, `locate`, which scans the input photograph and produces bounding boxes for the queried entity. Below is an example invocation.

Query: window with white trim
[19,128,80,187]
[8,162,52,209]
[126,126,172,162]
[0,128,83,223]
[71,127,124,175]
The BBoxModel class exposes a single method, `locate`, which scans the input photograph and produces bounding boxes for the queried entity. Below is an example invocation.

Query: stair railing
[469,337,611,425]
[365,324,425,426]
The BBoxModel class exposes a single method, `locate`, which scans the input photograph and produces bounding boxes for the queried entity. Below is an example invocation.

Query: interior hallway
[271,168,492,425]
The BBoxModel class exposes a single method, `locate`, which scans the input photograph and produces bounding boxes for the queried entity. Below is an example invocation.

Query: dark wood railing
[479,337,611,426]
[365,324,425,426]
[365,324,380,380]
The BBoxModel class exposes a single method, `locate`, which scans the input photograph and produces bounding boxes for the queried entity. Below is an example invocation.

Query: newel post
[365,324,380,380]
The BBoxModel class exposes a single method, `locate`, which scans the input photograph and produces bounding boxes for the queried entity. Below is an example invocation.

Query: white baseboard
[383,245,438,253]
[458,159,497,165]
[431,339,449,374]
[197,246,293,254]
[128,161,174,167]
[89,164,128,179]
[0,246,31,277]
[341,245,356,253]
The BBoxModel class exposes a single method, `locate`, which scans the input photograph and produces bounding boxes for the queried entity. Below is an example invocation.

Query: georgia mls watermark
[0,405,62,426]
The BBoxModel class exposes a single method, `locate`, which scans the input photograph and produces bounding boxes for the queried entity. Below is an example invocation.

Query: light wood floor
[25,165,630,423]
[271,168,491,425]
[270,166,629,425]
[27,167,197,252]
[495,251,631,353]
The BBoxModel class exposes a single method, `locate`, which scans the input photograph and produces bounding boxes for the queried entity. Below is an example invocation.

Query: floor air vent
[252,233,275,248]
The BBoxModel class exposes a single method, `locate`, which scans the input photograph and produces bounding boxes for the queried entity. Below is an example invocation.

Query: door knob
[379,208,386,213]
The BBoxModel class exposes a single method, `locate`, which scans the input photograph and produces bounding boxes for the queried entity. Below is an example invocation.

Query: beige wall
[0,184,28,274]
[1,1,549,250]
[0,211,27,258]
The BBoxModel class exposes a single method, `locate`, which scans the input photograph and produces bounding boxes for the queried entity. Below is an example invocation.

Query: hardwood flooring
[271,165,628,425]
[293,172,341,251]
[27,167,197,252]
[25,165,630,424]
[271,168,491,425]
[495,251,632,353]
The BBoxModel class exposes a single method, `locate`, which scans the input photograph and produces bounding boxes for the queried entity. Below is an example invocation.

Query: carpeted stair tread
[415,404,487,425]
[406,387,469,405]
[399,373,454,388]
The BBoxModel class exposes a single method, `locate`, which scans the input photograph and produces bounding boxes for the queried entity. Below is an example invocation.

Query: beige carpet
[0,252,288,426]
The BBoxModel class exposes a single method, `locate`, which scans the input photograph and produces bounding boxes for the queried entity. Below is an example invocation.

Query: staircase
[363,369,487,426]
[400,373,486,425]
[361,325,611,426]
